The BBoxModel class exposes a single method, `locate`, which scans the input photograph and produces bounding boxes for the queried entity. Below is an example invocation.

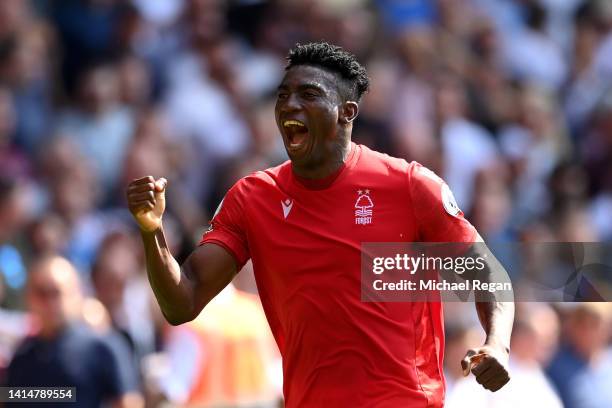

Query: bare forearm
[476,300,514,352]
[471,236,515,350]
[461,235,513,391]
[141,225,195,324]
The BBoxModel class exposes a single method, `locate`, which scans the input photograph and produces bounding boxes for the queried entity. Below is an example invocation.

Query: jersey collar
[291,142,358,190]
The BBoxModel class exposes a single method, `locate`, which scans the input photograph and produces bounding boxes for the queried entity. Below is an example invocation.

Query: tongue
[290,131,308,147]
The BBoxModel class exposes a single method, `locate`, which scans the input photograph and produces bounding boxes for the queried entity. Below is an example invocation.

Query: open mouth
[282,119,309,151]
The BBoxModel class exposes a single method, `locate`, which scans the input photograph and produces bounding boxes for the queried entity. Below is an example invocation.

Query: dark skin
[126,63,513,393]
[461,234,513,391]
[275,64,358,178]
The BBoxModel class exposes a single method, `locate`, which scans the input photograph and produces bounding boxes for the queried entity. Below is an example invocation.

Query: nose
[280,92,301,113]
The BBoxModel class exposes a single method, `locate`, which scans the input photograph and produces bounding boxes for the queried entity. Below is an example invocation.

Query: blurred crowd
[0,0,611,407]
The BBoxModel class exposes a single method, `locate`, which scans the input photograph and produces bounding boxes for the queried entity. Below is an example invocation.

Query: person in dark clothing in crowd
[4,255,143,408]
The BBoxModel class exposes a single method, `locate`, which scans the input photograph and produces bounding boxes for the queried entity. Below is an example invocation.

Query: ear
[339,101,359,125]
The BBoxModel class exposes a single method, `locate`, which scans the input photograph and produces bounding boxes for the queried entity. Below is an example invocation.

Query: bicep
[182,243,239,313]
[462,234,513,301]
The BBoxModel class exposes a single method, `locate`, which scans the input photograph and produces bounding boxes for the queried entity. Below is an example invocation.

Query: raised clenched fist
[126,176,167,232]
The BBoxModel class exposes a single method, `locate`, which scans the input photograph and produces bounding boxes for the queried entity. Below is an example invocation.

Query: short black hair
[286,42,369,102]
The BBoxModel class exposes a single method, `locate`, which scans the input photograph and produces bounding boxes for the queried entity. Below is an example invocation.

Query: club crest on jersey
[355,189,374,225]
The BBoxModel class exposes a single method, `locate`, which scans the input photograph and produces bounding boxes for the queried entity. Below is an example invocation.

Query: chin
[287,151,307,165]
[285,145,309,163]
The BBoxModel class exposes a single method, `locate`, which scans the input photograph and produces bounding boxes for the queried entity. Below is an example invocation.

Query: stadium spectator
[501,2,568,90]
[91,231,157,360]
[547,303,612,408]
[160,284,281,407]
[0,176,30,294]
[4,255,143,408]
[442,318,483,392]
[0,272,30,384]
[0,87,30,179]
[55,61,135,197]
[447,303,563,408]
[0,23,54,154]
[435,71,499,210]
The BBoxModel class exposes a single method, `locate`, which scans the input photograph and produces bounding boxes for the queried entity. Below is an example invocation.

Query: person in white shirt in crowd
[446,303,563,408]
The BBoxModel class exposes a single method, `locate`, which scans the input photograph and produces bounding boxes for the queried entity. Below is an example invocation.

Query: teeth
[283,120,305,127]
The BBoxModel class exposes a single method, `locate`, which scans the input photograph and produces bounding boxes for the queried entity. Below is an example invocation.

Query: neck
[291,137,351,180]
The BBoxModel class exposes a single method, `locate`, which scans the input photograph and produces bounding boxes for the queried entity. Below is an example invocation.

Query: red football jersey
[200,143,477,407]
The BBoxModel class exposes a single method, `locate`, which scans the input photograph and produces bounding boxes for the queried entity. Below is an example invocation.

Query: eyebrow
[277,82,327,93]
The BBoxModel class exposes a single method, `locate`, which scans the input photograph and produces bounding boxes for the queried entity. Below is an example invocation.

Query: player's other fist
[461,343,510,392]
[126,176,167,232]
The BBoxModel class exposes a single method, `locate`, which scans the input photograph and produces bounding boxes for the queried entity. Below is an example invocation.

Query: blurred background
[0,0,611,407]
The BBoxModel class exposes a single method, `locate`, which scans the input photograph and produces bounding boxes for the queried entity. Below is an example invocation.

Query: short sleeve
[408,162,477,243]
[199,182,250,269]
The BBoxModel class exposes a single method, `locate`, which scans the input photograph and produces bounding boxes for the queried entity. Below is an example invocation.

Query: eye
[303,91,318,99]
[277,92,289,100]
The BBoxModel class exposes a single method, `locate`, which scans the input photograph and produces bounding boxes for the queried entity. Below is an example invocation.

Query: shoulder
[87,330,129,357]
[355,144,411,178]
[5,336,39,385]
[79,329,135,377]
[60,325,123,358]
[247,160,290,185]
[60,325,111,358]
[405,161,445,185]
[8,335,39,363]
[225,160,290,197]
[404,161,455,208]
[354,144,442,186]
